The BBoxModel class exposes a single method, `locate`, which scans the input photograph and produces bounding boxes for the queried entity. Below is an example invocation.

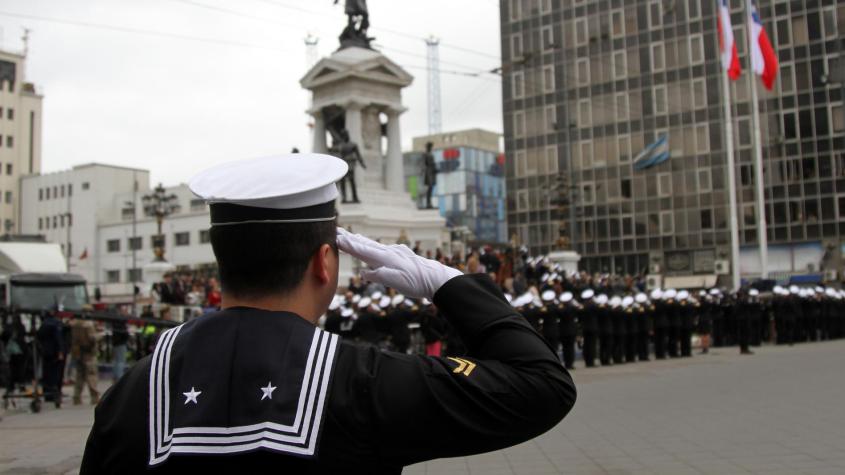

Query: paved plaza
[2,341,845,474]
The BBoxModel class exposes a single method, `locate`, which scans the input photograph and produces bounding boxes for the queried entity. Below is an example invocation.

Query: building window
[580,141,593,169]
[692,79,706,109]
[38,188,43,201]
[515,150,527,177]
[822,7,837,39]
[545,106,557,133]
[651,43,665,72]
[5,164,11,175]
[199,229,211,244]
[4,220,11,232]
[128,268,143,283]
[649,1,662,29]
[60,215,65,228]
[581,182,595,204]
[539,0,551,14]
[4,191,11,204]
[67,214,72,227]
[513,112,526,137]
[701,209,713,229]
[611,9,625,38]
[578,99,591,126]
[545,146,558,174]
[510,34,522,59]
[106,270,121,284]
[60,184,64,197]
[832,104,844,133]
[175,232,190,246]
[658,173,672,197]
[6,136,12,148]
[121,207,135,221]
[617,135,631,162]
[660,211,674,234]
[38,218,42,230]
[68,184,73,196]
[576,58,590,85]
[512,71,524,98]
[687,0,700,20]
[509,0,521,21]
[621,215,634,236]
[44,216,49,229]
[107,239,121,253]
[128,236,142,250]
[575,18,588,46]
[698,169,712,192]
[541,25,554,50]
[516,190,529,212]
[696,124,710,152]
[621,179,632,199]
[190,199,206,212]
[689,34,704,65]
[616,93,629,120]
[82,182,90,190]
[6,108,12,120]
[653,85,668,115]
[612,50,627,79]
[46,187,50,200]
[542,66,555,93]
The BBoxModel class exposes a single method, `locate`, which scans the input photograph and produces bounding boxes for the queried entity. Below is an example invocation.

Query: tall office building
[501,0,845,285]
[0,47,43,234]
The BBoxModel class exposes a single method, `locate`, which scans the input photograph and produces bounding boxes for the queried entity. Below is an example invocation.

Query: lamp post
[141,183,180,263]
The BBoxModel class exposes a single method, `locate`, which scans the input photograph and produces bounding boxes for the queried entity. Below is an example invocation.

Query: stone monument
[301,12,446,284]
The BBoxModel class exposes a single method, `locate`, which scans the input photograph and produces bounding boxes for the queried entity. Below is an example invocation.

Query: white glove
[336,227,462,299]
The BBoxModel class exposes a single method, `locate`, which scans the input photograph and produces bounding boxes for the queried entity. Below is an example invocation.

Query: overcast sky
[0,0,502,186]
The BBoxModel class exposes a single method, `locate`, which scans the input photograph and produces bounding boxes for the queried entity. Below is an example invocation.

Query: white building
[0,47,43,233]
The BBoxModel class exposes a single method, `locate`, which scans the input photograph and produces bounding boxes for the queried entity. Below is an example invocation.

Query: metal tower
[425,36,443,135]
[305,33,319,71]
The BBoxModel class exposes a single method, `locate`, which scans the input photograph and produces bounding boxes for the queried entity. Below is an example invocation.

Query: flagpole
[721,61,742,292]
[748,53,769,280]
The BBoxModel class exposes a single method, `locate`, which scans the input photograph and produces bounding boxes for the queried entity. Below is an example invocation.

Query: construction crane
[425,35,443,135]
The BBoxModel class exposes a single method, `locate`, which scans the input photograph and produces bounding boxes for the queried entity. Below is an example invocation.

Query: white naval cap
[391,295,405,306]
[622,296,634,308]
[677,290,690,300]
[357,297,372,309]
[351,294,361,304]
[609,296,622,308]
[663,288,677,300]
[372,291,383,300]
[635,293,648,304]
[581,289,595,300]
[378,296,391,308]
[329,295,341,311]
[504,293,513,303]
[561,291,574,303]
[595,294,609,305]
[649,289,663,300]
[748,288,759,297]
[341,307,354,317]
[541,290,556,302]
[789,285,800,294]
[188,153,348,227]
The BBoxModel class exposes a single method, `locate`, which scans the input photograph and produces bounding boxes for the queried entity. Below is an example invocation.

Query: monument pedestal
[302,46,447,285]
[548,250,581,274]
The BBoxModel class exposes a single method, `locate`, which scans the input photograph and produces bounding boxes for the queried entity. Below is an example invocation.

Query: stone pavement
[2,341,845,474]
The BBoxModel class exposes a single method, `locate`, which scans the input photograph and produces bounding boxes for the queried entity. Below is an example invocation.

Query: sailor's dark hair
[210,218,337,298]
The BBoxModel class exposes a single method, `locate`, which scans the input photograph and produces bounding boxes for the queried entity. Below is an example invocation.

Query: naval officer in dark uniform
[80,153,576,474]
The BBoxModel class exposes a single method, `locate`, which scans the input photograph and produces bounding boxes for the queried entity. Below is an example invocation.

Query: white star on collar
[260,381,277,401]
[183,387,202,405]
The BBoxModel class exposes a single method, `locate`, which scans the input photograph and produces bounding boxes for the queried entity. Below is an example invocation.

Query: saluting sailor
[80,153,576,474]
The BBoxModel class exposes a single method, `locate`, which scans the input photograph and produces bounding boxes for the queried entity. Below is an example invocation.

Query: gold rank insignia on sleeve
[447,357,477,376]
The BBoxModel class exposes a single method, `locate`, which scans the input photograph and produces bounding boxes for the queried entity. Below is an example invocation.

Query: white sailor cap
[748,288,759,297]
[815,286,824,293]
[789,285,800,294]
[609,296,622,308]
[532,298,543,308]
[541,290,556,302]
[378,296,391,308]
[825,288,837,298]
[341,307,354,317]
[351,294,361,304]
[541,273,550,283]
[678,290,690,300]
[391,295,405,306]
[709,288,721,296]
[650,289,663,300]
[773,285,784,294]
[595,294,609,305]
[357,297,372,309]
[421,298,431,306]
[622,296,634,308]
[663,289,677,300]
[635,293,648,304]
[189,153,347,227]
[581,289,595,300]
[372,291,383,300]
[561,291,573,303]
[403,298,415,307]
[329,295,341,311]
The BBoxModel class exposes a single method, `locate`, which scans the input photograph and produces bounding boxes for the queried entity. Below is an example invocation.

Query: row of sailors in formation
[321,284,845,367]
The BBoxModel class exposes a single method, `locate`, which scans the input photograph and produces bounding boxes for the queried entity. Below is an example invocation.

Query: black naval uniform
[580,303,598,367]
[653,301,668,359]
[558,303,577,370]
[80,275,576,474]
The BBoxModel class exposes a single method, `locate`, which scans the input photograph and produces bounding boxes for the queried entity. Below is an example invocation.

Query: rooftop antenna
[425,36,443,135]
[22,28,31,57]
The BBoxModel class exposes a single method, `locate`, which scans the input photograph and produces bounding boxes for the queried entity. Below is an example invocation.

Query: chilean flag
[717,0,741,80]
[747,0,779,90]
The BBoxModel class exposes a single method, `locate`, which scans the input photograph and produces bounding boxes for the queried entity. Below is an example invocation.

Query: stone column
[385,108,405,193]
[344,102,364,150]
[311,112,327,154]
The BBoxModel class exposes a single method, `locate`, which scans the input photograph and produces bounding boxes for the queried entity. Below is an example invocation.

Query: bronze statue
[421,142,438,209]
[334,0,372,49]
[331,129,367,203]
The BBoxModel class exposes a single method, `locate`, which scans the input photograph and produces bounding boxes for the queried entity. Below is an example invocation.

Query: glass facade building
[501,0,845,282]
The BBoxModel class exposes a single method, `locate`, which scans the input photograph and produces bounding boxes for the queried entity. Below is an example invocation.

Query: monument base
[337,186,446,286]
[548,250,581,274]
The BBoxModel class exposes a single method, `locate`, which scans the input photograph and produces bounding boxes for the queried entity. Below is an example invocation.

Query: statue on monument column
[421,142,438,209]
[334,0,372,49]
[331,128,367,204]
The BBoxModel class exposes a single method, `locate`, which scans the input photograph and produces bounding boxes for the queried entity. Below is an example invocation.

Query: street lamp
[141,183,180,263]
